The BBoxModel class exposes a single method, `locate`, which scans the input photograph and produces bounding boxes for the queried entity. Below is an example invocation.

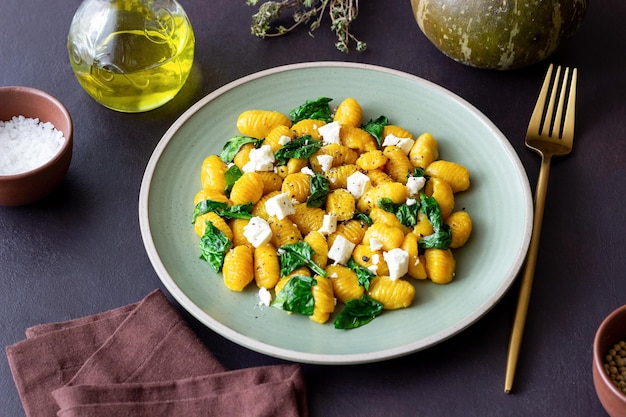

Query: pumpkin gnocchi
[193,97,473,329]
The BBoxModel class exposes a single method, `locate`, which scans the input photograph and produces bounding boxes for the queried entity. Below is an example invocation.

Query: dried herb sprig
[246,0,366,53]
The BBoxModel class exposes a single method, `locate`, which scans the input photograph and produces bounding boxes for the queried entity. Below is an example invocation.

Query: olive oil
[68,1,194,112]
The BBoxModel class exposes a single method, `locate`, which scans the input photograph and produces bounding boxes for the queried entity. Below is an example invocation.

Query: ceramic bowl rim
[593,304,626,401]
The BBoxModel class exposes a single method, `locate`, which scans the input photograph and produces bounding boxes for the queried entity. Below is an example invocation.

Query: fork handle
[504,154,552,393]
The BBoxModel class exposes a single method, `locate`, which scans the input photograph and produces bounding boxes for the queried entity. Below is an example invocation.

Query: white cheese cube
[406,198,418,206]
[328,235,356,265]
[347,171,371,199]
[243,216,273,248]
[382,133,415,154]
[318,214,337,235]
[300,166,315,177]
[258,287,272,306]
[264,192,295,220]
[367,254,380,275]
[242,144,275,173]
[317,121,342,145]
[396,138,415,154]
[383,248,409,280]
[278,135,292,145]
[316,154,334,173]
[369,237,383,251]
[406,176,426,196]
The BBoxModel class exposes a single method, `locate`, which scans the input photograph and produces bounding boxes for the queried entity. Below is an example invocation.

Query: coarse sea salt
[0,115,65,175]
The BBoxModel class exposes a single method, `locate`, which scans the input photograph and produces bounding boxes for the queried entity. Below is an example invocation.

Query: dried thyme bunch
[246,0,366,53]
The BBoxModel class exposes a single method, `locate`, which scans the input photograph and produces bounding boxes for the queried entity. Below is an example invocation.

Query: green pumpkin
[411,0,588,70]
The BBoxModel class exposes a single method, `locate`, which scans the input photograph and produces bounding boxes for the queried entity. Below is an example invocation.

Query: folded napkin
[6,289,307,417]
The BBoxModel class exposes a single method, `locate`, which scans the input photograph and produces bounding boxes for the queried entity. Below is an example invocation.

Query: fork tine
[527,64,554,137]
[543,65,562,137]
[552,67,568,138]
[561,68,577,142]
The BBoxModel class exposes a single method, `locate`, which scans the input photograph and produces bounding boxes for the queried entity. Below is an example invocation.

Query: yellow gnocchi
[333,97,362,127]
[223,245,254,291]
[192,97,473,329]
[368,276,415,310]
[236,110,292,139]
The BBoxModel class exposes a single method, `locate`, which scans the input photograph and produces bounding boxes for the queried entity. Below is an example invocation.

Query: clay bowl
[0,86,73,206]
[593,304,626,417]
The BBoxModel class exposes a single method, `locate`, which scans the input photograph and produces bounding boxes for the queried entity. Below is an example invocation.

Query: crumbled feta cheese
[318,121,342,145]
[318,214,337,235]
[265,192,295,220]
[328,235,355,265]
[382,134,415,154]
[406,176,426,196]
[396,138,415,154]
[383,248,409,280]
[406,198,417,206]
[243,216,273,247]
[258,287,272,306]
[347,171,370,199]
[381,134,397,147]
[317,154,334,172]
[369,237,383,251]
[278,135,292,145]
[367,264,378,275]
[372,254,380,264]
[300,166,315,177]
[242,144,275,173]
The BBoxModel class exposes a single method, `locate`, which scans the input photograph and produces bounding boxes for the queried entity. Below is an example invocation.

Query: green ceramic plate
[139,62,532,364]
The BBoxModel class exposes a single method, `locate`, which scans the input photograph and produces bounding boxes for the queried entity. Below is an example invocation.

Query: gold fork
[504,64,578,393]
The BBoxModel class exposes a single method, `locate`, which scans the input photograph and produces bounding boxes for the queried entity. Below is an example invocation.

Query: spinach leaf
[419,229,452,250]
[362,115,388,147]
[378,197,402,213]
[272,275,317,316]
[274,135,322,165]
[289,97,333,123]
[279,241,327,278]
[306,173,330,208]
[220,202,254,220]
[347,258,375,291]
[334,295,384,330]
[192,200,228,223]
[418,190,452,250]
[408,167,426,179]
[224,164,242,196]
[220,136,262,163]
[395,202,420,227]
[352,212,373,226]
[377,197,420,228]
[198,221,232,272]
[192,200,253,223]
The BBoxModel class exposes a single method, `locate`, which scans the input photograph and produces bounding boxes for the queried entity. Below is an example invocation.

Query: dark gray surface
[1,1,625,416]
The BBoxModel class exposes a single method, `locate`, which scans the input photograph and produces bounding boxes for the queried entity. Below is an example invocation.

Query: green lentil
[604,340,626,395]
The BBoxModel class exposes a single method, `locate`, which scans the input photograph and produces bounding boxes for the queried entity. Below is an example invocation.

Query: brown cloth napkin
[6,289,308,417]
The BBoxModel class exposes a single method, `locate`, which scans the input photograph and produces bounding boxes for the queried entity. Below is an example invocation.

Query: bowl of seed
[0,86,73,206]
[593,304,626,417]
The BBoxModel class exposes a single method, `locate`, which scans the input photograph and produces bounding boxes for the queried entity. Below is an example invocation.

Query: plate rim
[139,61,533,364]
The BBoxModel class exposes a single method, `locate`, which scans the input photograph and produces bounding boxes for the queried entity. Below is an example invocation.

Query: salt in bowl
[0,86,73,206]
